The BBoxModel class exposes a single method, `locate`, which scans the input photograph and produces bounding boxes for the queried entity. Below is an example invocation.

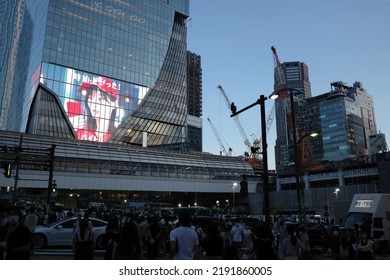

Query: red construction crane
[271,45,286,87]
[271,45,288,99]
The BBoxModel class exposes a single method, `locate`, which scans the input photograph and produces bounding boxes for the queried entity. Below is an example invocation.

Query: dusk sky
[187,0,390,169]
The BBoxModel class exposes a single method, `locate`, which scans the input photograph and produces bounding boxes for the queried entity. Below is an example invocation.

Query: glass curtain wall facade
[348,82,377,154]
[320,94,365,160]
[186,51,202,152]
[273,61,312,174]
[5,0,190,149]
[0,0,25,130]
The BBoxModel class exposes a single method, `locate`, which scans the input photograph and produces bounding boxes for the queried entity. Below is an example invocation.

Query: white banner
[1,260,386,279]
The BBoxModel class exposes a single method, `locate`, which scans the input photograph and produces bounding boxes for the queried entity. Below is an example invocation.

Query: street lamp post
[334,188,340,201]
[270,88,301,217]
[231,182,237,213]
[270,88,319,220]
[296,131,319,214]
[230,95,270,221]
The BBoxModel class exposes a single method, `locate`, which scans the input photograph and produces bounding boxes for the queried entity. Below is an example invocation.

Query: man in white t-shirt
[23,207,38,234]
[230,221,244,248]
[170,212,199,260]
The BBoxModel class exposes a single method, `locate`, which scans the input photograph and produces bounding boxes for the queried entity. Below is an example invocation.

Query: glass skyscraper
[0,0,24,130]
[1,0,191,149]
[273,61,312,173]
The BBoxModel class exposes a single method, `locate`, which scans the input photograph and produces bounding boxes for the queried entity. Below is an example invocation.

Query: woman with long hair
[72,218,96,260]
[113,221,142,260]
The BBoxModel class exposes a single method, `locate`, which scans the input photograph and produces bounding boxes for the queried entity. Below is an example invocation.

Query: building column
[304,173,310,190]
[338,168,345,188]
[276,176,281,191]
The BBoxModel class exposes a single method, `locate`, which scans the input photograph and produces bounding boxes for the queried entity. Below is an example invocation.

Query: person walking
[253,222,276,260]
[23,207,38,234]
[23,207,38,251]
[169,212,199,260]
[160,216,174,259]
[298,226,311,259]
[280,225,304,260]
[356,230,374,260]
[147,215,161,260]
[200,222,224,259]
[346,228,357,260]
[0,206,32,260]
[113,221,142,260]
[72,218,96,259]
[230,221,244,249]
[102,218,120,260]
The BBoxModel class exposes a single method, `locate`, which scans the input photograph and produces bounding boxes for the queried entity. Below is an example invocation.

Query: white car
[32,217,108,250]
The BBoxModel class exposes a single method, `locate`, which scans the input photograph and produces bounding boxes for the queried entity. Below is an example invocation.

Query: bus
[344,193,390,253]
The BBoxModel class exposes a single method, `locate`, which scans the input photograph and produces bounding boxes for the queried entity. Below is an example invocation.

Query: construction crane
[271,45,287,89]
[207,117,232,156]
[217,84,252,149]
[217,84,276,161]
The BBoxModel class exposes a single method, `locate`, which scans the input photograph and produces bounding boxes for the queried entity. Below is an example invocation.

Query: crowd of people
[0,204,377,260]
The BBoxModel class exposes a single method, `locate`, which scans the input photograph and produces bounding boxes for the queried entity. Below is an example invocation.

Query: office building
[308,81,376,162]
[0,0,24,130]
[186,51,202,152]
[273,61,312,173]
[0,1,263,212]
[1,0,192,149]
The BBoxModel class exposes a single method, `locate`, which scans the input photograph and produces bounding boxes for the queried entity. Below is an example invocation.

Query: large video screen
[40,63,148,142]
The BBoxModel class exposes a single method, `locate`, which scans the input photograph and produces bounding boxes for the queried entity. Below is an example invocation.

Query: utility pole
[12,135,23,205]
[47,144,56,205]
[231,95,270,222]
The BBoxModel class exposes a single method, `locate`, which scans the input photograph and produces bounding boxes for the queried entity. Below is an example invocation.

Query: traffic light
[2,162,12,178]
[51,183,57,193]
[14,146,23,154]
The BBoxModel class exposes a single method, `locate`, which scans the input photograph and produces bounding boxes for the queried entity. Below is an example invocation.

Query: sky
[186,0,390,169]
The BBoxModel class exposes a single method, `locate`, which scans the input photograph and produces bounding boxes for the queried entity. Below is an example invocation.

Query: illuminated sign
[91,2,146,24]
[353,199,373,208]
[40,63,149,143]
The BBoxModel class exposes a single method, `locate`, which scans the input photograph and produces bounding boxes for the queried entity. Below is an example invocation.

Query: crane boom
[207,117,232,156]
[271,45,286,87]
[217,84,251,148]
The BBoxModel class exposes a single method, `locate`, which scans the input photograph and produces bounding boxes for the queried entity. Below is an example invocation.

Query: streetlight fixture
[230,95,270,221]
[270,88,320,219]
[296,130,320,213]
[334,188,340,201]
[231,182,238,214]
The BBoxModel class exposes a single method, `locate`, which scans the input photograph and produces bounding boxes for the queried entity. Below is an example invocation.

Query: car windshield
[344,212,372,228]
